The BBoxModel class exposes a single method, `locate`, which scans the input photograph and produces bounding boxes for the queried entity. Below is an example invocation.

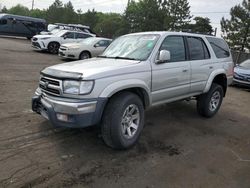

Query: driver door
[151,35,191,104]
[62,32,76,44]
[91,40,110,57]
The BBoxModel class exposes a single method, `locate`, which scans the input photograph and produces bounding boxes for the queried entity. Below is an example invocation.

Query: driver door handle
[182,69,188,72]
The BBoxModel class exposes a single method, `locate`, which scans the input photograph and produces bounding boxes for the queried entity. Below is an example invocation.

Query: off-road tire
[101,92,144,149]
[197,83,224,118]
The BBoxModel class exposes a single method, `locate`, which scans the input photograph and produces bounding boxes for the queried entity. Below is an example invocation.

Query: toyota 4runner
[32,32,234,149]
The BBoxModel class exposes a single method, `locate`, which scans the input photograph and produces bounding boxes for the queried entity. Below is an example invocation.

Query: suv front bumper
[32,93,107,128]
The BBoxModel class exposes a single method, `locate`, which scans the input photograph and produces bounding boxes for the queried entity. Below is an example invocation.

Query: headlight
[63,80,94,95]
[70,47,80,50]
[40,37,50,40]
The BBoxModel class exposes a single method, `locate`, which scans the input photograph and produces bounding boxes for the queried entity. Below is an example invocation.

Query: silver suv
[32,32,234,149]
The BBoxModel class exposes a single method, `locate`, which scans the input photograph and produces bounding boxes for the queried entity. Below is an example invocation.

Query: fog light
[56,113,69,122]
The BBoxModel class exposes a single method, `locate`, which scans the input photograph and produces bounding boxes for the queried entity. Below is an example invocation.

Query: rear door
[186,36,213,93]
[151,35,191,104]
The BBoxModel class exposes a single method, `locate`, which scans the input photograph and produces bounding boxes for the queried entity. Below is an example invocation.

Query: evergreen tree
[162,0,192,31]
[221,0,250,52]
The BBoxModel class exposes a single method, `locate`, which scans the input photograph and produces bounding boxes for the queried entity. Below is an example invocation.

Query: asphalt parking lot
[0,37,250,188]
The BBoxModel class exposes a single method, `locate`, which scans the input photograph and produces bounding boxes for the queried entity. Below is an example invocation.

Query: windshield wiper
[113,56,138,60]
[97,55,108,58]
[97,55,138,60]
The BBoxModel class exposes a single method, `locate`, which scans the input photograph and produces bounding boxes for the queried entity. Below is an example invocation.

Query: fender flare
[203,69,227,93]
[99,79,151,105]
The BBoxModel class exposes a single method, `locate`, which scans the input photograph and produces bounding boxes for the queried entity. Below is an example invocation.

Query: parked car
[59,37,112,60]
[31,30,95,54]
[233,59,250,87]
[0,13,46,39]
[32,32,233,149]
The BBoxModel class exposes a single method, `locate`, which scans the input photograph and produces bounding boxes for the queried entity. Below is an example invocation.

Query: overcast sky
[0,0,243,36]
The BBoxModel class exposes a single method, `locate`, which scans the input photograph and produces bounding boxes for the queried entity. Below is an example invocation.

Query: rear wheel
[48,42,60,54]
[197,83,224,118]
[79,51,91,60]
[101,92,144,149]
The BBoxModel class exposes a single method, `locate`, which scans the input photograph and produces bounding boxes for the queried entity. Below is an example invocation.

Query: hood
[34,34,52,38]
[40,31,51,35]
[234,66,250,75]
[61,43,82,48]
[42,58,143,80]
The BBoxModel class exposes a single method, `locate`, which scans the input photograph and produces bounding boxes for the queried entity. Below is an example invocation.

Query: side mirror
[63,35,67,39]
[157,50,171,64]
[94,43,100,48]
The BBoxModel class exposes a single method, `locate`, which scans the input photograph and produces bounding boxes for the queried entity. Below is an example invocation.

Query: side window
[64,32,75,39]
[97,40,111,47]
[206,37,230,58]
[160,36,186,62]
[0,19,7,25]
[76,33,92,39]
[187,37,210,60]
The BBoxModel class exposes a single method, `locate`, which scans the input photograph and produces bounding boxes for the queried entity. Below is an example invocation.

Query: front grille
[39,76,62,96]
[234,73,250,81]
[32,42,41,48]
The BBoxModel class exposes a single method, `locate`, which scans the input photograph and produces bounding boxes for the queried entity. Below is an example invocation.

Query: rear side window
[76,33,92,39]
[206,37,230,58]
[160,36,186,62]
[187,37,210,60]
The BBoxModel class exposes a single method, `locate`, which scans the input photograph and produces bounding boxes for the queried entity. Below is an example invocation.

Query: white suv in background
[31,30,95,54]
[59,37,112,60]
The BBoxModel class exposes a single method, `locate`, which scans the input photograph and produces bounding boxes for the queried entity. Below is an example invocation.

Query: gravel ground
[0,37,250,188]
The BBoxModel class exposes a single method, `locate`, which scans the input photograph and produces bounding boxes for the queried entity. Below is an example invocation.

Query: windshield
[240,60,250,69]
[102,34,160,61]
[79,37,97,44]
[54,30,67,37]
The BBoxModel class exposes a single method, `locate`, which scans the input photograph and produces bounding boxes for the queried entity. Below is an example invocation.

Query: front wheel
[101,92,144,149]
[197,83,224,118]
[79,51,90,60]
[48,42,60,54]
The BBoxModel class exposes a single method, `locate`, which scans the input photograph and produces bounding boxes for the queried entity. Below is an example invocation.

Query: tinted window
[64,32,75,39]
[160,36,186,62]
[206,37,230,58]
[97,40,111,47]
[0,19,7,25]
[187,37,210,60]
[76,33,92,39]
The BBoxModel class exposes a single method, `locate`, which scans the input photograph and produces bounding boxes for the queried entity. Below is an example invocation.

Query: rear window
[206,37,230,58]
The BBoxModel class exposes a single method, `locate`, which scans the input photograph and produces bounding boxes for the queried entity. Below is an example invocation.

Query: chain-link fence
[231,51,250,65]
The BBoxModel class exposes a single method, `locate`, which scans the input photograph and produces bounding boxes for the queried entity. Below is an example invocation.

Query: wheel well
[80,50,91,59]
[212,74,227,96]
[109,87,150,108]
[48,41,60,46]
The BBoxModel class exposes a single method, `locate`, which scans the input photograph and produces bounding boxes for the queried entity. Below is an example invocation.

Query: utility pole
[32,0,34,10]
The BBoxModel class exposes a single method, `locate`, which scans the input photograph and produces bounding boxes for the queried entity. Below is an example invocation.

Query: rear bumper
[227,76,233,85]
[32,93,107,128]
